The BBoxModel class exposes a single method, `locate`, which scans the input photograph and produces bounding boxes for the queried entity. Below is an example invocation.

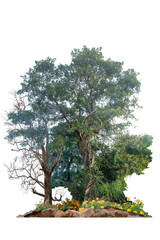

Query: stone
[79,208,95,217]
[94,209,115,217]
[113,210,128,217]
[17,207,152,218]
[63,210,83,217]
[40,208,65,217]
[104,206,118,211]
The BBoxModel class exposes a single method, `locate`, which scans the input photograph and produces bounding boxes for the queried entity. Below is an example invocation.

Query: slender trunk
[78,137,88,169]
[77,110,103,200]
[44,171,52,205]
[79,133,95,200]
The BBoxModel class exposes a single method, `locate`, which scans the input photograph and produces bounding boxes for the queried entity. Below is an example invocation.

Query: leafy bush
[102,178,127,202]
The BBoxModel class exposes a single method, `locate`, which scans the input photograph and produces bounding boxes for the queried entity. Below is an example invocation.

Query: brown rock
[113,210,128,217]
[79,208,95,217]
[40,208,64,217]
[94,209,115,217]
[127,212,144,218]
[104,206,118,211]
[63,210,82,217]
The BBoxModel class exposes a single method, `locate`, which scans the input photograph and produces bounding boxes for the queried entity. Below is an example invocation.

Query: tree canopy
[5,46,152,203]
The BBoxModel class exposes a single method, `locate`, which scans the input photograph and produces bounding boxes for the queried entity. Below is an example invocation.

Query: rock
[104,206,118,211]
[17,207,152,218]
[94,209,115,217]
[39,208,65,217]
[63,210,83,217]
[79,208,95,217]
[127,212,144,218]
[17,214,25,218]
[113,210,128,217]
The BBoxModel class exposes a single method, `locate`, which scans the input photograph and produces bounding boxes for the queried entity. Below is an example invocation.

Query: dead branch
[49,151,62,174]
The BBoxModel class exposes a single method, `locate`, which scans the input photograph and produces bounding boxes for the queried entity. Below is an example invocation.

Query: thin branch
[49,151,62,174]
[83,109,97,124]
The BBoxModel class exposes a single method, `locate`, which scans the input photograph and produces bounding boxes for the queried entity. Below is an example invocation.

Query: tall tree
[5,47,142,201]
[52,46,141,198]
[5,59,64,205]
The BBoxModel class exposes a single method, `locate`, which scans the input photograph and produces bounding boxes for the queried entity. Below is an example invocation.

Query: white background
[0,0,160,239]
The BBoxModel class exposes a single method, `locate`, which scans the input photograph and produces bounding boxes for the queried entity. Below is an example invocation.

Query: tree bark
[79,109,103,200]
[44,171,52,205]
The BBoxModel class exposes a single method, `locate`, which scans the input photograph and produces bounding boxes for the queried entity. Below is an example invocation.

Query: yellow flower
[79,208,84,211]
[131,205,134,208]
[91,206,94,209]
[133,211,137,214]
[127,209,131,212]
[96,198,99,201]
[100,206,104,209]
[119,207,123,210]
[139,211,144,215]
[89,201,92,204]
[92,200,95,203]
[127,198,130,201]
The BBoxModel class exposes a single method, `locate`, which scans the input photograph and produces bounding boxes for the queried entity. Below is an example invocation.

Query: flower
[139,211,144,215]
[96,198,99,201]
[133,211,137,214]
[131,205,134,208]
[100,206,104,209]
[79,208,84,211]
[91,206,94,209]
[127,209,131,212]
[127,198,130,201]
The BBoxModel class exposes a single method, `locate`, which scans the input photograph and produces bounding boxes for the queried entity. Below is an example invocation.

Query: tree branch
[49,151,62,174]
[32,188,63,202]
[83,109,97,124]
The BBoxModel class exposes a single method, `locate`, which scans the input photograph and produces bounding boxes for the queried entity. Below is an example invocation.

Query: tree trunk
[44,172,52,205]
[79,133,95,200]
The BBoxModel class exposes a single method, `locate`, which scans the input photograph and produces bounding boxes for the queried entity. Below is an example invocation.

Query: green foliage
[102,178,127,202]
[96,133,153,183]
[5,46,153,205]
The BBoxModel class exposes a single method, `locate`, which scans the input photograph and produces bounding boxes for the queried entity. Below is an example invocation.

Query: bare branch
[49,151,62,174]
[32,188,45,198]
